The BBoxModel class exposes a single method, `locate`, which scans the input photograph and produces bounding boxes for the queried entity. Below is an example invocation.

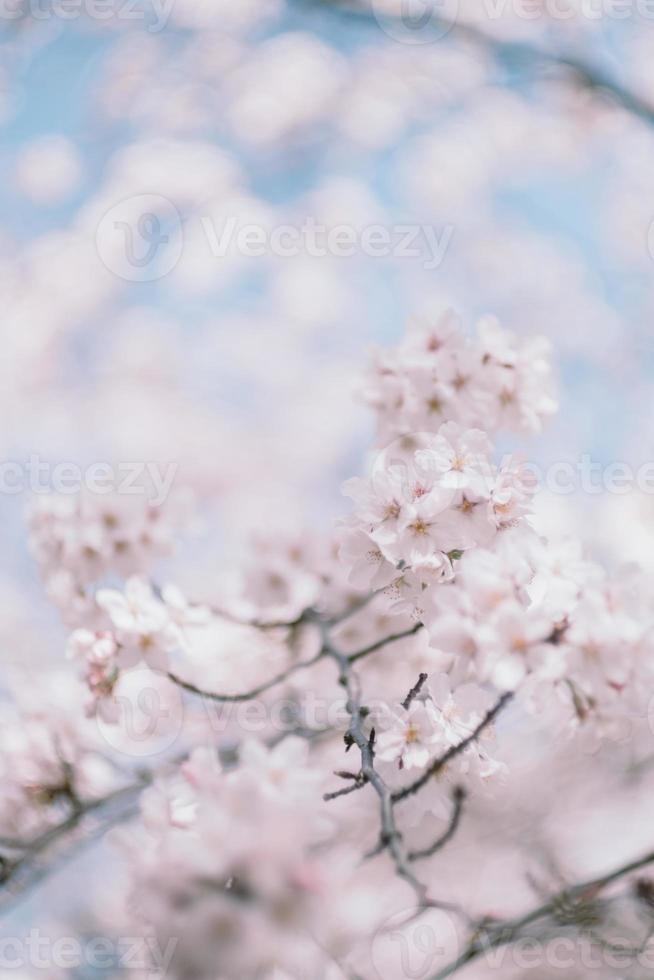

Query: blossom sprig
[28,492,190,626]
[66,577,209,718]
[361,310,557,445]
[339,419,535,603]
[374,672,508,783]
[0,675,121,843]
[320,623,511,918]
[118,737,377,979]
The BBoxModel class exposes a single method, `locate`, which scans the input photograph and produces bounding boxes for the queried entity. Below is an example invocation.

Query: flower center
[405,724,420,743]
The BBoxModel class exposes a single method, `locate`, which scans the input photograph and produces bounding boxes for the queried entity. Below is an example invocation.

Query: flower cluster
[120,738,375,979]
[422,532,654,749]
[28,493,189,625]
[230,530,348,624]
[0,675,116,839]
[339,420,534,601]
[66,577,207,717]
[375,673,505,783]
[361,311,557,445]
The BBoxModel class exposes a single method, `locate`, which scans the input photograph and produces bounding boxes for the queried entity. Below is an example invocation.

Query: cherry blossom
[361,310,557,444]
[375,698,441,770]
[28,492,186,626]
[0,675,117,839]
[95,577,181,667]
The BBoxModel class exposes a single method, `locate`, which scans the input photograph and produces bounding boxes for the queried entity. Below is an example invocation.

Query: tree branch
[321,627,471,921]
[0,778,151,912]
[347,622,423,664]
[431,849,654,979]
[296,0,654,128]
[408,785,466,862]
[392,691,513,803]
[167,649,325,702]
[402,671,429,710]
[167,614,422,700]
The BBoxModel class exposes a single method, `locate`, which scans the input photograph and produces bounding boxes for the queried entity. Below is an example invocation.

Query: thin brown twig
[402,671,429,710]
[408,786,466,862]
[0,778,151,909]
[167,649,326,703]
[167,607,421,702]
[348,622,423,664]
[392,692,513,803]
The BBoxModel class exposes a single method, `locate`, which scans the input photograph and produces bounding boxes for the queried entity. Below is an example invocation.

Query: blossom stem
[166,649,325,702]
[392,692,513,804]
[408,786,466,862]
[347,622,423,664]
